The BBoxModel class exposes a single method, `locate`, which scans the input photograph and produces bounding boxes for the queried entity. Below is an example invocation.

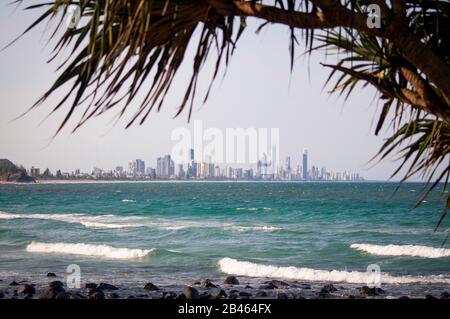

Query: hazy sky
[0,3,406,180]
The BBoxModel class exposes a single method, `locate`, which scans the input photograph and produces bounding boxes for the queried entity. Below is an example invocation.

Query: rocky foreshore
[1,274,450,300]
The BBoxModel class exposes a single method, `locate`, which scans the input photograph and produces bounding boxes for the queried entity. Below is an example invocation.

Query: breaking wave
[26,242,154,259]
[351,243,450,259]
[218,258,450,284]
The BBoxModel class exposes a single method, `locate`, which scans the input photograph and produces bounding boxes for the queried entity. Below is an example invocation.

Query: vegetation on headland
[0,159,35,183]
[8,1,450,230]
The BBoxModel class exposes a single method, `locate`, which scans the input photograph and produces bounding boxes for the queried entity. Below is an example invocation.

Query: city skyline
[24,148,364,182]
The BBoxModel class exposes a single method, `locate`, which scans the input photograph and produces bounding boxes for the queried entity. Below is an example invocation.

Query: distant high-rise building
[136,159,145,174]
[302,149,308,181]
[156,157,164,177]
[285,156,291,172]
[30,167,40,178]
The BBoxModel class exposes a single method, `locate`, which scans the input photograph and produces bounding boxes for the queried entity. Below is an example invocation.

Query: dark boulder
[277,292,289,299]
[49,281,64,288]
[201,279,217,288]
[356,286,384,297]
[255,291,267,298]
[200,292,212,300]
[213,289,228,299]
[239,291,252,298]
[107,292,120,299]
[98,282,118,290]
[18,284,36,295]
[321,284,338,294]
[425,294,436,299]
[46,272,57,277]
[163,292,178,299]
[224,275,239,285]
[9,281,19,286]
[183,286,199,300]
[143,282,159,291]
[39,285,66,299]
[258,282,276,290]
[0,290,5,299]
[265,280,290,289]
[88,289,105,299]
[83,282,98,289]
[440,292,450,299]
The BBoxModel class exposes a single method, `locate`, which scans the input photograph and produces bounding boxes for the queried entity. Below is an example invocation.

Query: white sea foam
[26,242,154,259]
[224,226,283,233]
[218,258,450,284]
[121,199,136,203]
[351,243,450,259]
[0,212,143,229]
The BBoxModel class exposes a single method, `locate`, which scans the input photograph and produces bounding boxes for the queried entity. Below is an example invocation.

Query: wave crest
[26,242,154,259]
[218,257,450,284]
[351,243,450,259]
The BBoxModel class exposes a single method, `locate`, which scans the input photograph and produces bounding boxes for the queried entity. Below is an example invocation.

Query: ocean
[1,182,449,297]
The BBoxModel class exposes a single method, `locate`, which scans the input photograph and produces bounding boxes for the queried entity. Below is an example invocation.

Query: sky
[0,3,406,181]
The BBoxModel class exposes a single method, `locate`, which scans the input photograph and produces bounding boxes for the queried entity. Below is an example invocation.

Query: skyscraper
[302,149,308,181]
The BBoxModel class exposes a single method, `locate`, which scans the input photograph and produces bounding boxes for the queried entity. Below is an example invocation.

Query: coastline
[1,274,449,300]
[0,179,425,185]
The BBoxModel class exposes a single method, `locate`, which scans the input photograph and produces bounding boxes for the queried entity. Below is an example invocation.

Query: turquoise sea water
[0,182,449,295]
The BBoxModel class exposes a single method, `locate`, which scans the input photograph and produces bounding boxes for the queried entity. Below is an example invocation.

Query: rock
[346,295,356,299]
[9,281,19,286]
[83,283,98,289]
[356,286,384,297]
[183,286,199,300]
[440,292,450,299]
[277,292,289,299]
[143,282,159,291]
[230,289,239,294]
[425,294,436,299]
[265,280,290,288]
[49,281,64,288]
[46,272,57,277]
[69,292,87,299]
[245,285,254,289]
[224,275,239,285]
[255,291,267,298]
[0,290,4,299]
[163,292,178,299]
[300,284,311,289]
[55,291,68,300]
[176,293,186,300]
[239,291,252,298]
[88,289,105,299]
[200,292,212,300]
[18,284,36,295]
[213,289,227,299]
[398,296,410,299]
[98,282,118,290]
[107,292,120,299]
[201,279,217,288]
[39,285,66,299]
[258,283,276,290]
[321,284,338,293]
